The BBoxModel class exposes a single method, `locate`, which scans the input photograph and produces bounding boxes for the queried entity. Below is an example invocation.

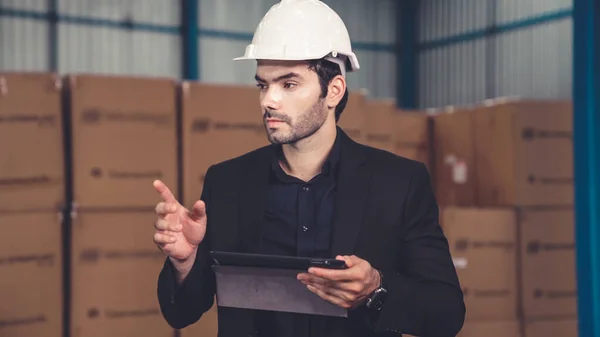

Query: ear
[326,75,346,109]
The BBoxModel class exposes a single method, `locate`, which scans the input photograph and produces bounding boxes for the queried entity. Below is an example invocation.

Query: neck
[280,122,337,182]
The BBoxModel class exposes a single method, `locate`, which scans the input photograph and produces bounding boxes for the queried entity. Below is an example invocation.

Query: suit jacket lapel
[330,130,370,257]
[237,146,274,254]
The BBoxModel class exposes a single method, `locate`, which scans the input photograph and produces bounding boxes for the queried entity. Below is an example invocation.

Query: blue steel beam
[420,8,572,51]
[181,0,199,80]
[48,0,58,72]
[484,0,497,99]
[573,0,600,336]
[397,0,417,109]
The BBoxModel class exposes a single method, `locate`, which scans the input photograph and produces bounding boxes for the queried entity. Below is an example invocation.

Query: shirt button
[302,226,308,232]
[302,186,309,191]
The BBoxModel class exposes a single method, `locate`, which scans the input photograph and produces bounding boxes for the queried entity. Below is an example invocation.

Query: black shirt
[256,131,342,337]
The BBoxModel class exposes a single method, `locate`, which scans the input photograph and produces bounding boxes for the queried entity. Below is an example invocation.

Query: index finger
[153,180,176,203]
[308,267,354,282]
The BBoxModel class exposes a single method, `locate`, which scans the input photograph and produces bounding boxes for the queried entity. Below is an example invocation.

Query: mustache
[264,110,291,123]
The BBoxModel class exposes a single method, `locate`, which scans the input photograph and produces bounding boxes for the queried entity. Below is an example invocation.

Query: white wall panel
[496,0,572,24]
[372,52,396,99]
[199,0,396,44]
[493,18,572,100]
[347,50,396,99]
[419,0,489,43]
[419,40,487,108]
[59,24,180,78]
[326,0,395,44]
[417,0,573,108]
[1,0,395,98]
[199,0,277,33]
[199,37,256,85]
[372,0,396,44]
[58,0,180,25]
[0,18,48,71]
[0,0,47,11]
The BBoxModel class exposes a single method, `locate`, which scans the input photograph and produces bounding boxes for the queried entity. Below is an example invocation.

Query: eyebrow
[255,72,302,83]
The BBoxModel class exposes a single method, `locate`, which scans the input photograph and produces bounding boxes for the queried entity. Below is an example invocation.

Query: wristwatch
[365,269,387,311]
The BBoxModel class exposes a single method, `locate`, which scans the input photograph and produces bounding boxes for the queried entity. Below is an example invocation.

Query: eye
[256,83,266,90]
[284,82,297,89]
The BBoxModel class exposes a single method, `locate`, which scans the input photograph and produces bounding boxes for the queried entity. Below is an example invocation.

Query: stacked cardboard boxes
[65,74,177,337]
[362,98,433,172]
[434,99,577,337]
[179,81,272,337]
[180,82,269,207]
[337,90,368,144]
[8,71,579,337]
[0,72,65,337]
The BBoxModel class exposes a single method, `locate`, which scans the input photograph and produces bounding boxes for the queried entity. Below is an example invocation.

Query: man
[153,0,465,336]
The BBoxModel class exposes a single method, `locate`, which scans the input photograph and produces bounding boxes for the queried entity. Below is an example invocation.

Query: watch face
[368,288,387,310]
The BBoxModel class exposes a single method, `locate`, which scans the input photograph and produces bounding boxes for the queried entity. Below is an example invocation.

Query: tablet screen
[210,251,347,270]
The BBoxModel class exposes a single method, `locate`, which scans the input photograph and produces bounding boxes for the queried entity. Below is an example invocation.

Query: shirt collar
[271,128,342,179]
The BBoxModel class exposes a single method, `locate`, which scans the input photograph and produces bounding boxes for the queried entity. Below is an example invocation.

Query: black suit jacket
[157,129,465,337]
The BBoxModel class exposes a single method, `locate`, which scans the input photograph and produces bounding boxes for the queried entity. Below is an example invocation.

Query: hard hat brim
[233,52,360,73]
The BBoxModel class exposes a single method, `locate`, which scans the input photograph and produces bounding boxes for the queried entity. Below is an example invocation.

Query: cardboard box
[519,208,576,319]
[432,108,477,206]
[67,74,178,209]
[179,302,218,337]
[443,207,577,321]
[364,99,395,152]
[0,211,63,337]
[458,320,521,337]
[70,210,173,337]
[475,100,573,207]
[181,82,269,206]
[442,208,518,321]
[393,110,432,171]
[524,319,578,337]
[337,90,366,143]
[0,72,65,212]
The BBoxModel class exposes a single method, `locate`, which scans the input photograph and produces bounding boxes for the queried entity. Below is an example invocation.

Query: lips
[265,119,284,126]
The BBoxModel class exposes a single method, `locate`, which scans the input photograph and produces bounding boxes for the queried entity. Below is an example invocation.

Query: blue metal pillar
[573,0,600,336]
[396,0,417,109]
[181,0,199,80]
[484,0,497,99]
[48,0,58,71]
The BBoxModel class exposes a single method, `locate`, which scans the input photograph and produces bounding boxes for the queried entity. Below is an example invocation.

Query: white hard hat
[233,0,360,76]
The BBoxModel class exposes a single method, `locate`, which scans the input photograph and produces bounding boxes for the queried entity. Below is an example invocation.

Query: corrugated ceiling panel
[419,40,487,108]
[58,0,180,25]
[59,24,180,78]
[199,37,256,85]
[0,0,47,11]
[199,0,278,32]
[493,18,572,99]
[0,17,48,71]
[418,0,489,43]
[200,0,396,44]
[496,0,572,24]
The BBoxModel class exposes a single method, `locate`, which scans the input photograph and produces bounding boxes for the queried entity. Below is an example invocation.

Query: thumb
[337,255,360,268]
[189,200,206,221]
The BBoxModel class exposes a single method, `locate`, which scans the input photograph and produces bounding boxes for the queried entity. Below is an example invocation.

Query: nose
[260,86,282,112]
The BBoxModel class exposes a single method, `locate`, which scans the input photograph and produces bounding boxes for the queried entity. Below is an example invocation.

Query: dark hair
[307,58,349,122]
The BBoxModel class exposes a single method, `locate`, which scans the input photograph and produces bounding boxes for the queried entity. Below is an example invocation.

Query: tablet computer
[210,251,347,270]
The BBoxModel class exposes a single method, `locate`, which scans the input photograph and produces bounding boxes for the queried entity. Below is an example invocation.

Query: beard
[263,98,328,145]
